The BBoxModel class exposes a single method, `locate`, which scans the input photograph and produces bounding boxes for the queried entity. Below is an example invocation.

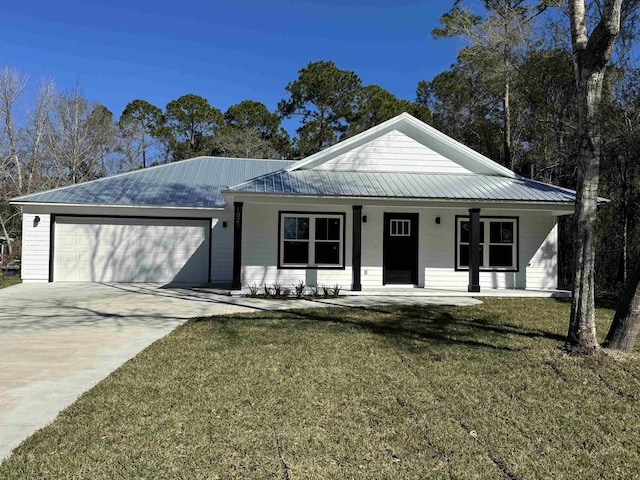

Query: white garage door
[53,216,210,283]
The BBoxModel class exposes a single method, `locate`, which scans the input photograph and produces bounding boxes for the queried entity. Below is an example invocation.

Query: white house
[12,113,575,293]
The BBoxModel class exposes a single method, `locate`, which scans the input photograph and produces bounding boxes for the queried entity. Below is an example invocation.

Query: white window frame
[456,217,518,271]
[279,213,344,268]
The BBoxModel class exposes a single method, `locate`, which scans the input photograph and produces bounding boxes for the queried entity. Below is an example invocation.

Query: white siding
[421,210,557,290]
[240,201,559,292]
[525,222,558,290]
[241,204,354,290]
[313,130,472,174]
[21,213,50,282]
[210,209,234,283]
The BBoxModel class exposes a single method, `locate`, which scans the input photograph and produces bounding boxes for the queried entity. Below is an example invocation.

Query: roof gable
[288,112,517,178]
[313,130,472,174]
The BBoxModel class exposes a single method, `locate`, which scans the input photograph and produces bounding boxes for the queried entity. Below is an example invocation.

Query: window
[456,217,518,270]
[390,219,411,236]
[280,213,344,268]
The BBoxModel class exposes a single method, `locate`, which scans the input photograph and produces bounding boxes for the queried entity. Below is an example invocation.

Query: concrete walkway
[0,282,479,462]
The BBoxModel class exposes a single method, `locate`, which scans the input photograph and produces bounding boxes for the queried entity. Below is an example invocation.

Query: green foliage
[431,1,549,169]
[118,99,164,168]
[346,84,431,137]
[432,6,482,38]
[419,49,503,162]
[224,100,280,139]
[0,273,20,289]
[120,99,163,130]
[164,94,223,160]
[278,60,363,158]
[216,100,291,158]
[517,48,577,184]
[597,67,640,291]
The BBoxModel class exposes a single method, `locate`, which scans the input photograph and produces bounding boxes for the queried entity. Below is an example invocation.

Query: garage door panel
[54,217,210,283]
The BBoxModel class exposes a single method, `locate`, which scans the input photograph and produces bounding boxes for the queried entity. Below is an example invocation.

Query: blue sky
[1,0,463,124]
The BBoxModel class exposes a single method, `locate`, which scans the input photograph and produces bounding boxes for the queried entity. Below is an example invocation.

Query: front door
[383,213,418,285]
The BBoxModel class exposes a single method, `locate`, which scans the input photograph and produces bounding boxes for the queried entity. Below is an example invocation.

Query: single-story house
[12,113,576,293]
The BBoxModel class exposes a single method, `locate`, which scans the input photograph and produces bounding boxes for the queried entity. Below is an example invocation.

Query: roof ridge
[224,169,284,191]
[293,170,506,177]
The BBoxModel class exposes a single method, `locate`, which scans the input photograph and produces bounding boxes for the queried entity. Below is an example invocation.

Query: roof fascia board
[10,201,226,210]
[227,191,575,210]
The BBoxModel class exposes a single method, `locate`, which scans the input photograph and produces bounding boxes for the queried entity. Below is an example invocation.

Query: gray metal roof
[227,170,578,203]
[12,157,291,208]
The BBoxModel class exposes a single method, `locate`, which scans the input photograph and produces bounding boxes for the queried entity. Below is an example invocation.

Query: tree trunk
[142,133,147,169]
[622,179,628,285]
[0,213,13,257]
[566,67,606,354]
[504,80,512,170]
[567,134,600,353]
[565,0,622,355]
[604,260,640,351]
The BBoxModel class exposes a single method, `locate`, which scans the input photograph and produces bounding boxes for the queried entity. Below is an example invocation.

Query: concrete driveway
[0,282,479,461]
[0,282,275,461]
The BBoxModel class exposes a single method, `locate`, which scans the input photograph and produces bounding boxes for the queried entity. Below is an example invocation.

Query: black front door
[383,213,418,285]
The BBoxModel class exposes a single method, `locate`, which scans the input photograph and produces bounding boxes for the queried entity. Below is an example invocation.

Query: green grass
[0,274,20,289]
[2,298,639,479]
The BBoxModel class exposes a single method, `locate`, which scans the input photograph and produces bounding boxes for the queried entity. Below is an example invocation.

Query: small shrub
[272,283,283,297]
[310,285,320,297]
[321,284,331,298]
[331,284,342,297]
[247,284,259,297]
[293,281,305,298]
[263,284,272,297]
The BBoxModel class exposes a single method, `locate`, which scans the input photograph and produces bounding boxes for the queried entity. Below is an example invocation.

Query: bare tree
[565,0,623,354]
[0,69,56,257]
[213,127,279,159]
[47,85,115,184]
[24,79,56,193]
[0,67,28,196]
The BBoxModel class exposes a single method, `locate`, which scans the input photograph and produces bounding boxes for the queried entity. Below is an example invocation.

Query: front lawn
[0,274,20,289]
[2,298,638,479]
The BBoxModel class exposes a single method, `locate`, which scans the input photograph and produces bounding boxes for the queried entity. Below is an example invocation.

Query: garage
[52,216,211,283]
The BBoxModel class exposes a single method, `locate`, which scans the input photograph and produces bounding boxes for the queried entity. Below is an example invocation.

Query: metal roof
[12,157,291,208]
[227,170,578,203]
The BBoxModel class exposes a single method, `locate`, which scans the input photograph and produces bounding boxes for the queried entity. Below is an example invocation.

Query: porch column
[232,202,243,290]
[352,205,362,291]
[468,207,481,293]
